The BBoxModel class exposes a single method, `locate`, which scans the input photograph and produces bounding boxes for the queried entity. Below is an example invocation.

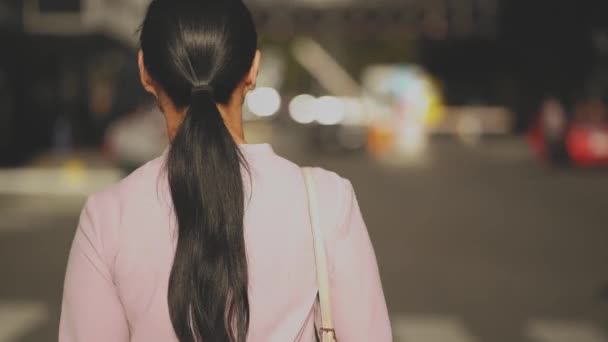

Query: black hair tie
[191,84,214,96]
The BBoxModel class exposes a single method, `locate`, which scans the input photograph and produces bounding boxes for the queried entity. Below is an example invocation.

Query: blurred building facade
[3,0,608,165]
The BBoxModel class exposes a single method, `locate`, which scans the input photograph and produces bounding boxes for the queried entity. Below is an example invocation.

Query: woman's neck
[217,101,246,145]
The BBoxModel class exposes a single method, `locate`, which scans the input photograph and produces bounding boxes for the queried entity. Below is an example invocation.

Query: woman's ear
[245,50,261,90]
[138,50,158,97]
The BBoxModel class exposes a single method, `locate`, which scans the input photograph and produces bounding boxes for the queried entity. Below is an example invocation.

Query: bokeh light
[246,87,281,117]
[314,96,346,126]
[289,94,316,124]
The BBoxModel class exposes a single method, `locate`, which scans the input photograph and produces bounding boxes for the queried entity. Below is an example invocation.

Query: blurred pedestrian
[540,97,569,165]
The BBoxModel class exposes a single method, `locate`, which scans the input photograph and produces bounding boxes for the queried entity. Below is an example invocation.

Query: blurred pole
[291,37,361,97]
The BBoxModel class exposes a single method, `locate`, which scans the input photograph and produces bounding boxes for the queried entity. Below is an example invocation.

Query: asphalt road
[1,138,607,342]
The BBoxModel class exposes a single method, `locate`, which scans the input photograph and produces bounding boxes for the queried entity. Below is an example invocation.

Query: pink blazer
[59,144,391,341]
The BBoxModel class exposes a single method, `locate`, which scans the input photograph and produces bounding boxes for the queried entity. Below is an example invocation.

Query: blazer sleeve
[329,179,392,341]
[59,196,129,342]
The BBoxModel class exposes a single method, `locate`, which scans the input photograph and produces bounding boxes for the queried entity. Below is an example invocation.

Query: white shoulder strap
[302,168,337,342]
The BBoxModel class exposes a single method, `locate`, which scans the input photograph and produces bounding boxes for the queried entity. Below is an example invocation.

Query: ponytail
[167,87,249,342]
[139,1,258,340]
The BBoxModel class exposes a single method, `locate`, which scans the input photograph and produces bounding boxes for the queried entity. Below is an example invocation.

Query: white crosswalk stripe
[392,315,480,342]
[527,319,608,342]
[392,315,608,342]
[0,168,122,196]
[0,302,48,342]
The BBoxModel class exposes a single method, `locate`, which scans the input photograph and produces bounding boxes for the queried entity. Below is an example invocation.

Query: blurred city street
[4,1,608,340]
[1,137,607,342]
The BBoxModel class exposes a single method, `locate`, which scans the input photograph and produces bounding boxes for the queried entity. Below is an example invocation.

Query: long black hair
[139,1,257,341]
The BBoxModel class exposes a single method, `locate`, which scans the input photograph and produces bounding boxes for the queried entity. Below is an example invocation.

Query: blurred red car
[566,124,608,166]
[528,121,608,166]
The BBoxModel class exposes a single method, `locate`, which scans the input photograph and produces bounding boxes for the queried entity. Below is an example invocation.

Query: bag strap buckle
[319,327,337,340]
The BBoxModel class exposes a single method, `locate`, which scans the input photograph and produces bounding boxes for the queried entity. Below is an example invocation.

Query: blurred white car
[105,104,169,169]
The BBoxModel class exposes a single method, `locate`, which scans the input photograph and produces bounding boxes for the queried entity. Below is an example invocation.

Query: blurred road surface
[1,138,607,342]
